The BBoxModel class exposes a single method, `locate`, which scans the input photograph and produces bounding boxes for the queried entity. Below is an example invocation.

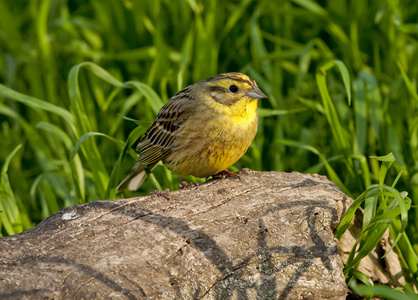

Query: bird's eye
[229,85,238,93]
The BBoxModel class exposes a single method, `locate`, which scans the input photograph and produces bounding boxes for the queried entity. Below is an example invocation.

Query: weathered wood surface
[0,170,396,299]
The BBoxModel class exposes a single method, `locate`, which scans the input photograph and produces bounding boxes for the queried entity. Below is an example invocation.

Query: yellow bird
[117,73,267,192]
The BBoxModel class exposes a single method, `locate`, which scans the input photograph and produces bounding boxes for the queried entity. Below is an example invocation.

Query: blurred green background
[0,0,418,291]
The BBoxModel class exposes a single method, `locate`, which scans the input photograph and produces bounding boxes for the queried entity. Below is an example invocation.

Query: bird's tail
[117,163,150,193]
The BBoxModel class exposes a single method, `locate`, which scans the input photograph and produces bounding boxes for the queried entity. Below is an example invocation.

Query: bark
[0,170,404,299]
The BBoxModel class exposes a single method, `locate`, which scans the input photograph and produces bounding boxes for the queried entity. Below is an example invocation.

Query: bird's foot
[179,176,200,189]
[212,169,239,179]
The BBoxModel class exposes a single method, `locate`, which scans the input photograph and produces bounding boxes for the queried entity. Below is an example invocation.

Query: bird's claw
[212,169,239,179]
[179,177,200,189]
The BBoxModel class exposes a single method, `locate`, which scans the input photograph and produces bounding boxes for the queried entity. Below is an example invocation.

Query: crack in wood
[72,277,95,298]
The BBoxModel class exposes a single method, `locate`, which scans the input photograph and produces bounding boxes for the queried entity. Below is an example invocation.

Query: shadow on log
[0,170,404,299]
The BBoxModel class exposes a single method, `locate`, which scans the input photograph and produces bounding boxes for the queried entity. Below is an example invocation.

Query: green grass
[0,0,417,297]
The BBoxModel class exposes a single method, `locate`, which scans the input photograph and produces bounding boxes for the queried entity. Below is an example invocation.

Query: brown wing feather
[135,91,192,166]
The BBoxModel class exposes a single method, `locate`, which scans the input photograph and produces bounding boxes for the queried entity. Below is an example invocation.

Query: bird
[117,72,267,192]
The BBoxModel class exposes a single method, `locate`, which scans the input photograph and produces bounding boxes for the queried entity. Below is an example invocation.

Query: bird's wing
[135,93,192,166]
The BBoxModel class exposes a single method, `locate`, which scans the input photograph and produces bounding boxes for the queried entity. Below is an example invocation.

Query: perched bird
[117,72,267,192]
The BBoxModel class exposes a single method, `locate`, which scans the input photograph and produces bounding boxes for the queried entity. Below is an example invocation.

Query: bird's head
[201,73,267,106]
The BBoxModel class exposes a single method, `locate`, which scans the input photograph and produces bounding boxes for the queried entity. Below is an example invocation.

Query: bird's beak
[247,86,267,99]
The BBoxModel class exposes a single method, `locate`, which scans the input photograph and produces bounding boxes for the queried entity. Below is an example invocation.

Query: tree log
[0,170,403,299]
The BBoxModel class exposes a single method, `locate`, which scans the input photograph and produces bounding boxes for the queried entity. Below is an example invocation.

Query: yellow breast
[164,98,258,177]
